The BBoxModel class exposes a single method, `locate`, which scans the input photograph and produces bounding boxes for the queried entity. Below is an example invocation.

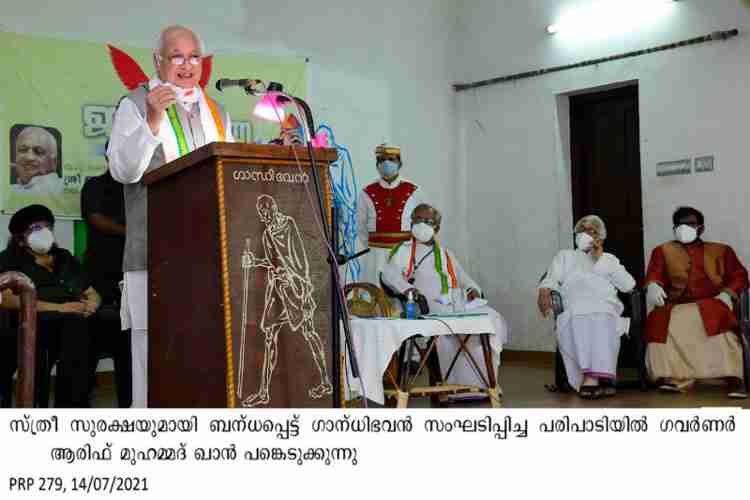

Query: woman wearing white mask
[538,215,636,399]
[0,204,101,407]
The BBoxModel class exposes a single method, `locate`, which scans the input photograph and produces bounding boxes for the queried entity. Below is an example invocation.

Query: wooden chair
[344,282,395,318]
[341,282,393,407]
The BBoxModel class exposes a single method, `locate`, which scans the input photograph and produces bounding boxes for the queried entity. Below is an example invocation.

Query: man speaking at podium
[108,25,234,407]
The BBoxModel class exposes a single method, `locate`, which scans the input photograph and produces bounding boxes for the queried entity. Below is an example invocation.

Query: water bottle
[451,287,466,313]
[405,290,418,319]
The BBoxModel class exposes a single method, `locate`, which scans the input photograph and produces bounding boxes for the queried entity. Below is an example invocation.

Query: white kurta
[11,172,64,195]
[108,84,234,407]
[109,90,235,330]
[355,177,424,284]
[539,249,636,389]
[381,239,508,387]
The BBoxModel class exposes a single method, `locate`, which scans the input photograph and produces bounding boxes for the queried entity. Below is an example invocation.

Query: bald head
[155,25,204,56]
[154,25,204,88]
[14,127,58,185]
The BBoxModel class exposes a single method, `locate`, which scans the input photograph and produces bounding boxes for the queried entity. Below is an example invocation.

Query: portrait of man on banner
[9,124,64,196]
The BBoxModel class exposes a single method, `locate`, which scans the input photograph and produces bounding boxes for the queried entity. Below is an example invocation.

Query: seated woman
[537,215,636,399]
[0,204,100,407]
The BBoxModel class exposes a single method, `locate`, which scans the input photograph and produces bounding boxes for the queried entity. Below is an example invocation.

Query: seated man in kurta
[644,206,748,398]
[381,203,508,395]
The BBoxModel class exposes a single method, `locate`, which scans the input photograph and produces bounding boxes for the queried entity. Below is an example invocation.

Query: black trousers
[88,307,132,408]
[36,312,92,408]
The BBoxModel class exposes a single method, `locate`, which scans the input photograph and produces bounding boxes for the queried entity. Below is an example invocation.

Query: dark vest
[120,86,229,271]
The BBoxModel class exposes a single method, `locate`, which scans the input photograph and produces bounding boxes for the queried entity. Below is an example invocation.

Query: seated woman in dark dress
[0,204,100,407]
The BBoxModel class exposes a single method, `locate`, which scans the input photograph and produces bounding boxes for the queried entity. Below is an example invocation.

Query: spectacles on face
[675,222,701,229]
[158,54,202,66]
[577,226,598,238]
[412,217,437,227]
[24,221,51,236]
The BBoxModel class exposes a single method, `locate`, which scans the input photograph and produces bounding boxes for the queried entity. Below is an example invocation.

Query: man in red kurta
[644,206,748,398]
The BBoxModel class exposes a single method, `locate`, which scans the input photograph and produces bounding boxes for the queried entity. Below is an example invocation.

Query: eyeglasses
[578,227,598,237]
[412,217,437,227]
[25,221,51,234]
[158,54,202,66]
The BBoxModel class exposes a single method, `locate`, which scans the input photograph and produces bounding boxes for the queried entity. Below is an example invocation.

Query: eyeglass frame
[156,54,203,67]
[23,221,52,237]
[412,217,438,228]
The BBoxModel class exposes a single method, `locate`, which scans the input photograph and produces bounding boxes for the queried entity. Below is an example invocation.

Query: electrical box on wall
[694,155,714,173]
[656,159,691,177]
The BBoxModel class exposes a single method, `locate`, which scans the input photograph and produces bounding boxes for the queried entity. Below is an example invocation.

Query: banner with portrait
[0,31,307,217]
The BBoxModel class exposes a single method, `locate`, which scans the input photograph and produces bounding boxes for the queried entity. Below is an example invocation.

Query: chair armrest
[629,289,645,325]
[0,272,37,408]
[737,288,749,323]
[551,290,563,318]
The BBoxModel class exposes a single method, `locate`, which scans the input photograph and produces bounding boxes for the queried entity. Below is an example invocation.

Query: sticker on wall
[656,159,691,177]
[694,155,714,173]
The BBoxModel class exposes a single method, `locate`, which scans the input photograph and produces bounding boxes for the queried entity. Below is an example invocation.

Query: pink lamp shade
[253,93,286,122]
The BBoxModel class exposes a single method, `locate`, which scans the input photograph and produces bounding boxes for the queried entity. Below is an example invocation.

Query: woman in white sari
[537,215,636,399]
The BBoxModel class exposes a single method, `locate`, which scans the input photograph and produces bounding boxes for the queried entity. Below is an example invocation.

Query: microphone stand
[269,90,363,408]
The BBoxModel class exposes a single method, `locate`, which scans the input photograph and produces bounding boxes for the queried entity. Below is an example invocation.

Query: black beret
[9,204,55,235]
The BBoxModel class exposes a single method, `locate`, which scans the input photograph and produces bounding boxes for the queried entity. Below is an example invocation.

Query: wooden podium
[143,143,339,408]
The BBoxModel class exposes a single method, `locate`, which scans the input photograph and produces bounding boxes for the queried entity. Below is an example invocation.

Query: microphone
[330,248,371,266]
[215,78,261,92]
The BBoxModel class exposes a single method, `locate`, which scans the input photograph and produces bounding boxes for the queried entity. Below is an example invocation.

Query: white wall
[10,0,749,356]
[456,0,750,351]
[0,0,466,254]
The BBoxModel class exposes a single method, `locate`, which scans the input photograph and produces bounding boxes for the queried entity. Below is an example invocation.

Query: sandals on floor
[658,383,681,393]
[728,390,748,399]
[578,385,602,400]
[658,379,694,393]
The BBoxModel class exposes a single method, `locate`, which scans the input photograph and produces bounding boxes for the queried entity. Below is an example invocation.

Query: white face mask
[675,224,698,244]
[27,227,55,254]
[575,232,594,252]
[412,223,435,243]
[153,79,200,108]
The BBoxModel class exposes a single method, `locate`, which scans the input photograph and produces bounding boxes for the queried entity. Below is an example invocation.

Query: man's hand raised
[146,85,177,135]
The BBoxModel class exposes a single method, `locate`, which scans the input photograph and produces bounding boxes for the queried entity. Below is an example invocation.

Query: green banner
[0,31,306,217]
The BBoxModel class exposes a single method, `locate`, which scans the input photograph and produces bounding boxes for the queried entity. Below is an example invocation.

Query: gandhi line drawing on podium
[237,194,332,407]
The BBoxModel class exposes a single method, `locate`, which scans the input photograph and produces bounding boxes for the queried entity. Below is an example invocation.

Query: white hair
[154,25,205,56]
[411,203,442,227]
[574,214,607,240]
[17,126,57,161]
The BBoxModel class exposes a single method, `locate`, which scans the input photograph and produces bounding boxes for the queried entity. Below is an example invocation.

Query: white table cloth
[343,314,501,405]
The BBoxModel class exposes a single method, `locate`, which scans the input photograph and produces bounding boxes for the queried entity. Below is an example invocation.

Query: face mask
[377,160,400,179]
[27,227,55,254]
[154,80,200,108]
[412,222,435,243]
[575,232,594,252]
[174,85,200,108]
[675,224,698,244]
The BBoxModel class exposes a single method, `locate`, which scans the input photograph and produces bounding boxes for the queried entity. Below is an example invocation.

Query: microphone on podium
[215,78,262,93]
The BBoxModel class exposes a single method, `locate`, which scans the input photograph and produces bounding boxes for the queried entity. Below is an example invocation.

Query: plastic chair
[541,275,646,392]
